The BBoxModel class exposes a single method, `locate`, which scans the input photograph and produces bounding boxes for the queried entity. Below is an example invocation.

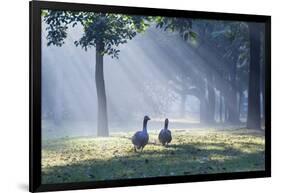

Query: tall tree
[247,22,262,129]
[195,20,250,123]
[43,10,150,136]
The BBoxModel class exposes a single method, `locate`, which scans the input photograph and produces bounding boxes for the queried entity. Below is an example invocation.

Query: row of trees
[43,10,265,136]
[171,20,265,128]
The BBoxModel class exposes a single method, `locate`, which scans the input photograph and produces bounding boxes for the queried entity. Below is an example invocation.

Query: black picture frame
[29,1,271,192]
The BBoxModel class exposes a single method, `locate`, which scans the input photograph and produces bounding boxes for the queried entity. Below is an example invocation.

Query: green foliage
[156,17,192,33]
[210,21,250,60]
[42,10,197,57]
[185,31,198,46]
[155,16,198,45]
[42,129,265,183]
[191,19,251,92]
[43,10,70,47]
[42,10,151,58]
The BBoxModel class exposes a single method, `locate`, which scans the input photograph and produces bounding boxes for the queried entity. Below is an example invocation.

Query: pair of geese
[132,115,172,152]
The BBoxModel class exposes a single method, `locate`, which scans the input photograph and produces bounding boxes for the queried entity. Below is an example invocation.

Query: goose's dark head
[144,115,151,121]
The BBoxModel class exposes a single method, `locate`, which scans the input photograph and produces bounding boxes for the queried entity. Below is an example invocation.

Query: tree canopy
[42,10,151,58]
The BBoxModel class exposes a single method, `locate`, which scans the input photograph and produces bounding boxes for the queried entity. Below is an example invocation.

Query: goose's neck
[164,122,168,130]
[143,119,148,133]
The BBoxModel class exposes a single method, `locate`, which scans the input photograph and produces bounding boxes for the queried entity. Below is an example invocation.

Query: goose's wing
[132,131,142,145]
[159,129,172,144]
[132,131,148,146]
[158,129,165,143]
[143,132,149,146]
[166,129,172,143]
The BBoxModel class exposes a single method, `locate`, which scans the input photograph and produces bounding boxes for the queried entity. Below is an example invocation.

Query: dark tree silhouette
[247,22,262,130]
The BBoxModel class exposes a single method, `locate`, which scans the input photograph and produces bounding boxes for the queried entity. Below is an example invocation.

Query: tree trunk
[247,23,261,130]
[225,104,229,122]
[238,90,243,121]
[200,96,208,124]
[227,90,240,123]
[219,91,223,123]
[207,84,215,123]
[260,32,265,128]
[205,73,215,123]
[227,60,240,124]
[95,42,109,136]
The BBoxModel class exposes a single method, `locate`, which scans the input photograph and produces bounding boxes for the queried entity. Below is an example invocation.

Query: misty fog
[42,19,265,139]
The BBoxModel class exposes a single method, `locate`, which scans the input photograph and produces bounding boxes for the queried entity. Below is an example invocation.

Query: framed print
[30,1,271,192]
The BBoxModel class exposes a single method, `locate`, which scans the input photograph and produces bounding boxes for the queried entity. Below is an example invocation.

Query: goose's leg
[134,146,137,152]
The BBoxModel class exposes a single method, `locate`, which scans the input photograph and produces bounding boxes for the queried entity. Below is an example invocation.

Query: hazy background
[41,18,264,139]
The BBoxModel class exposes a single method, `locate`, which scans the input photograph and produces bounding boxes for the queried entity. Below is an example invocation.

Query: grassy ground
[42,128,265,184]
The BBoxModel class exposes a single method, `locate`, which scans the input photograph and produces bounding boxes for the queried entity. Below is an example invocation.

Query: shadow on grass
[42,142,265,184]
